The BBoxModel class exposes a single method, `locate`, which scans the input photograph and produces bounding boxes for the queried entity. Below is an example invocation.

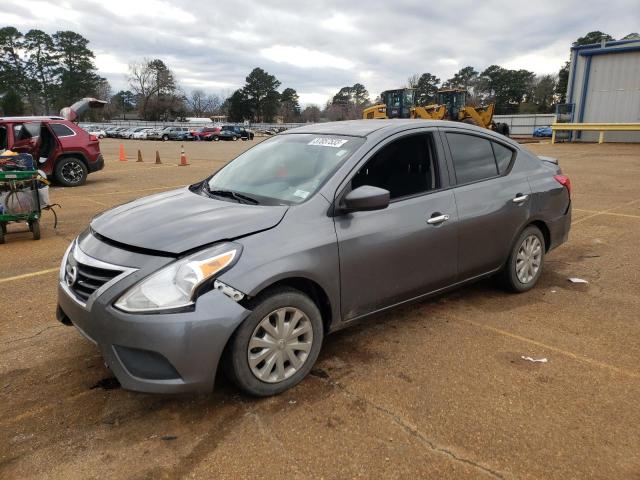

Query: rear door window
[13,123,41,141]
[50,123,76,137]
[446,133,498,184]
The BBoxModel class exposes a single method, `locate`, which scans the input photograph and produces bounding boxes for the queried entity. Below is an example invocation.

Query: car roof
[283,119,520,147]
[0,116,66,122]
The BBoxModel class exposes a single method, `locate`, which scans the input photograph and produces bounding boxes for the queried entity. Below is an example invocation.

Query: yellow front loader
[362,88,510,136]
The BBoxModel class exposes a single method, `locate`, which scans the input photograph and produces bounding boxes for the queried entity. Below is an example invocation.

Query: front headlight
[114,243,241,313]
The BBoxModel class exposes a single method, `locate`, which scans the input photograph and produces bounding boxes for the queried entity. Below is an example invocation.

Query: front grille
[71,262,122,302]
[64,242,128,304]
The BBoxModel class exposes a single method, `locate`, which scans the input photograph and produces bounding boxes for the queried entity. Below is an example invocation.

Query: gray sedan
[57,120,571,396]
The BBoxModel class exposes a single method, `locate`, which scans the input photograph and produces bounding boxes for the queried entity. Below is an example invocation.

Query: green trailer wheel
[31,220,40,240]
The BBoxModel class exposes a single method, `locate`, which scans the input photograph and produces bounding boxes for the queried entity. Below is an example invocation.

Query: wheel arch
[529,219,551,252]
[242,276,334,334]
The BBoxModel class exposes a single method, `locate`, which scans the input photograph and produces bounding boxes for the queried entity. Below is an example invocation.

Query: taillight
[89,134,98,141]
[554,174,571,198]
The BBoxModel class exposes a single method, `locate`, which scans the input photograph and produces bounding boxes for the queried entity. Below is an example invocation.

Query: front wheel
[231,135,237,141]
[225,287,324,396]
[213,136,220,141]
[162,135,169,141]
[501,225,545,293]
[30,220,40,240]
[54,157,88,187]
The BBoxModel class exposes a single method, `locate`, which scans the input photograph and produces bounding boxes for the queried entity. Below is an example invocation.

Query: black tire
[213,136,220,141]
[31,220,40,240]
[224,287,324,397]
[54,157,88,187]
[0,225,4,244]
[501,225,545,293]
[497,123,510,137]
[162,135,169,141]
[231,135,237,141]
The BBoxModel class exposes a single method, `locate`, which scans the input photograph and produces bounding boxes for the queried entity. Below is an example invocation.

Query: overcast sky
[4,0,639,106]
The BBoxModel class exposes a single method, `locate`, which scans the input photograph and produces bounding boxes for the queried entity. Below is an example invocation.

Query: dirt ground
[1,138,639,479]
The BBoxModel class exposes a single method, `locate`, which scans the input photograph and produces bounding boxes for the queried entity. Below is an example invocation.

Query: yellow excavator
[363,88,510,136]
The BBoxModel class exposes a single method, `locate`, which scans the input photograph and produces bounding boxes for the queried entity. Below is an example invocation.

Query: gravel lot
[1,138,639,479]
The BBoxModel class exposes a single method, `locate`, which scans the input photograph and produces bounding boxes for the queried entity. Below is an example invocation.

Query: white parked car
[83,125,107,139]
[132,128,154,140]
[122,127,149,139]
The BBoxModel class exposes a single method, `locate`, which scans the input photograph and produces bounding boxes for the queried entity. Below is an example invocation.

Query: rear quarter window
[50,123,76,137]
[491,142,515,174]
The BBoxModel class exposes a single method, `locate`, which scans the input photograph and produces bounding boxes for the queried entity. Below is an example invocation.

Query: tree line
[0,26,107,116]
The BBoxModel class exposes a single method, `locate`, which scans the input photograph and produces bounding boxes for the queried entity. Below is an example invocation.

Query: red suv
[190,126,221,141]
[0,116,104,186]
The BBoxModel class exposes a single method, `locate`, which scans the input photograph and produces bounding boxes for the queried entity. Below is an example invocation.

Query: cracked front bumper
[56,232,250,394]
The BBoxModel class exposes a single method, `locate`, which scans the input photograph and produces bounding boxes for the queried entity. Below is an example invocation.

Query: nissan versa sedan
[57,120,571,396]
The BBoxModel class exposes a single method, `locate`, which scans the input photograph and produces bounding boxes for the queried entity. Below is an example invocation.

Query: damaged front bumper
[56,232,250,394]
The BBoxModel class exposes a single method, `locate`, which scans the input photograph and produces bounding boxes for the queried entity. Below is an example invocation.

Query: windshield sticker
[293,189,310,199]
[335,149,349,157]
[308,137,349,148]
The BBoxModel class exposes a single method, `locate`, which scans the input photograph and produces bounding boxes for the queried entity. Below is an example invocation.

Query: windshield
[207,134,364,205]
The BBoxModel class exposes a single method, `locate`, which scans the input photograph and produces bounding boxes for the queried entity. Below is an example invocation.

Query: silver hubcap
[516,235,542,284]
[61,161,84,184]
[248,307,313,383]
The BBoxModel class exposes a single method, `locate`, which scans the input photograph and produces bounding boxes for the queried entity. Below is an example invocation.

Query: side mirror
[341,185,390,213]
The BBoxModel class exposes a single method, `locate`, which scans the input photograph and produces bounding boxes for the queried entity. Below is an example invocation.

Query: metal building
[566,39,640,142]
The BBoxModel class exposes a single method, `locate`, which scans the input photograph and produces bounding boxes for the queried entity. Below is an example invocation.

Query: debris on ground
[161,435,177,441]
[521,356,548,363]
[568,277,589,284]
[90,377,121,390]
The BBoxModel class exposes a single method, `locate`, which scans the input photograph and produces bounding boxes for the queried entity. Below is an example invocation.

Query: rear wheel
[231,135,237,141]
[501,225,545,293]
[0,224,5,244]
[225,287,324,396]
[213,136,220,141]
[162,134,169,141]
[496,122,510,137]
[54,157,88,187]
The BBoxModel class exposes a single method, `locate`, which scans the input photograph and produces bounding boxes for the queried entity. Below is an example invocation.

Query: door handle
[512,194,529,204]
[427,213,450,225]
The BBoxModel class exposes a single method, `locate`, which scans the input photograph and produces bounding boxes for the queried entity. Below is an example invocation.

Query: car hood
[91,188,288,255]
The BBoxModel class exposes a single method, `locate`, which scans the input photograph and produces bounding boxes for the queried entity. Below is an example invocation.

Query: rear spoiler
[538,155,558,165]
[60,98,108,122]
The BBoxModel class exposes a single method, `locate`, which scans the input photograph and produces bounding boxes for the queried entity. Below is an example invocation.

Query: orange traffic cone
[155,150,161,164]
[178,145,189,166]
[137,149,143,162]
[119,144,127,162]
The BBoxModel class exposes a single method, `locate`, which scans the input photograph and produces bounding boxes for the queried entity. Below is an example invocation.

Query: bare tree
[186,89,209,116]
[185,90,223,117]
[128,59,156,119]
[128,58,179,120]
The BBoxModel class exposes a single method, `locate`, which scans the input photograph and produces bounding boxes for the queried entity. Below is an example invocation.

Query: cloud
[4,0,639,106]
[260,45,355,70]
